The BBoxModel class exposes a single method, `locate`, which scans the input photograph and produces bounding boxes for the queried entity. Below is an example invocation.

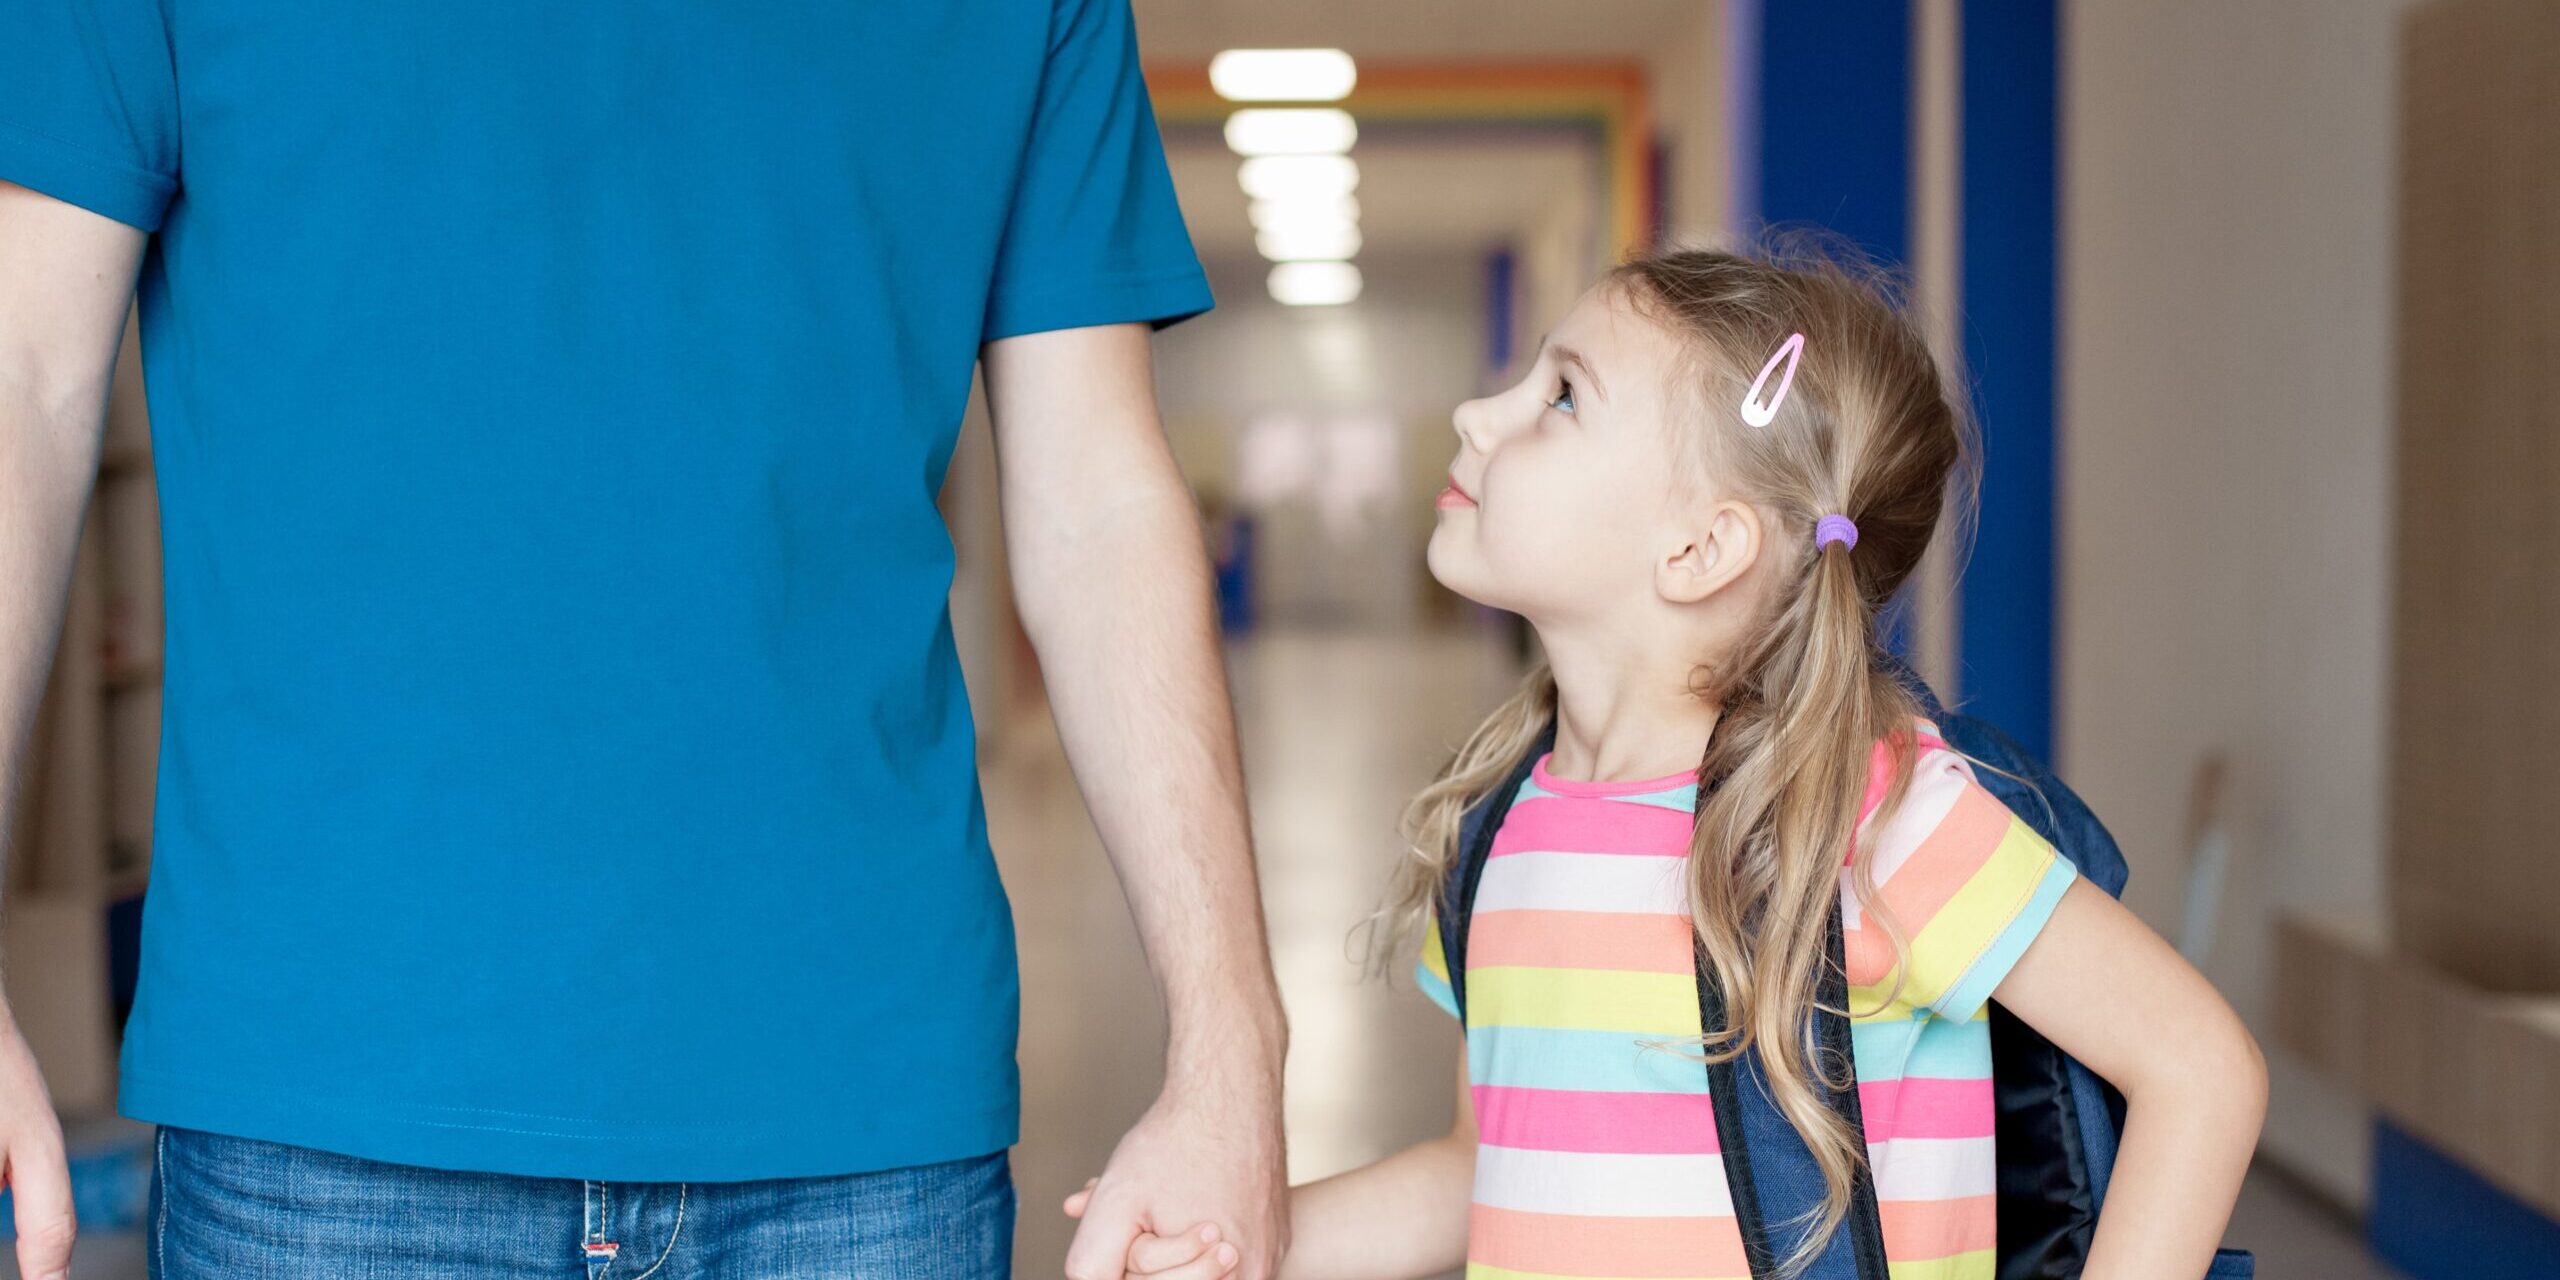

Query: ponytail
[1686,523,1924,1276]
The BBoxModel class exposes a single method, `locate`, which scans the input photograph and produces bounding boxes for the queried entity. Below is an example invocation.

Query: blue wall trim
[1738,0,1911,266]
[2371,1118,2560,1280]
[1957,0,2059,760]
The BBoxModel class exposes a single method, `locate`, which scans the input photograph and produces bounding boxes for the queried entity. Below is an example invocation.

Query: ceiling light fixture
[1238,154,1359,202]
[1248,196,1361,232]
[1209,49,1357,103]
[1269,261,1363,306]
[1256,225,1364,262]
[1224,108,1358,157]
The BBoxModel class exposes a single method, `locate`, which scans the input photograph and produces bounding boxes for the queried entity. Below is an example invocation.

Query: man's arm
[0,179,149,1280]
[978,321,1289,1280]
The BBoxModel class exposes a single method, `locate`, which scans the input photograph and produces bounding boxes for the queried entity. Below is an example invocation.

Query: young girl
[1067,245,2267,1280]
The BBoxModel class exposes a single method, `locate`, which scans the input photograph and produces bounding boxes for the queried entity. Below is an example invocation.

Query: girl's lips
[1436,485,1476,509]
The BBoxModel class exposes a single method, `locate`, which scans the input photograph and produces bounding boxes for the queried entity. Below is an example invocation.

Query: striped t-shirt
[1416,719,2079,1280]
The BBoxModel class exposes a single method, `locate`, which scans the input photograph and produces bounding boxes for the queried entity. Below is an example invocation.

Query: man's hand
[1063,1068,1286,1280]
[1064,1179,1246,1280]
[0,1014,76,1280]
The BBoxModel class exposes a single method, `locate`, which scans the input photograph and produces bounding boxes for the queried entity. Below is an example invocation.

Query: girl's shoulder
[1846,715,2082,1022]
[1855,714,1970,829]
[1852,713,2065,893]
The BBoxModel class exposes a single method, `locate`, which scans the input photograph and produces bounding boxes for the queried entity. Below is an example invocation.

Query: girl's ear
[1658,500,1763,606]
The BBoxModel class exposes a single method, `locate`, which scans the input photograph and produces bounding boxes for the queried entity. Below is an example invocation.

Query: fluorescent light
[1257,224,1363,262]
[1210,49,1357,102]
[1224,108,1357,157]
[1238,154,1358,202]
[1269,261,1362,306]
[1249,196,1361,232]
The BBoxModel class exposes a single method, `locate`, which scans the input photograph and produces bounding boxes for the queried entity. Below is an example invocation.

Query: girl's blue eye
[1549,381,1577,414]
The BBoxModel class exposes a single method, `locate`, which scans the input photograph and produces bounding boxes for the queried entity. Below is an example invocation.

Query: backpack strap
[1699,906,1893,1280]
[1437,720,1555,1025]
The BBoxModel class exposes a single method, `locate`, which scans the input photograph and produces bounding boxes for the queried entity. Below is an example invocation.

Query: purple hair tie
[1815,514,1859,552]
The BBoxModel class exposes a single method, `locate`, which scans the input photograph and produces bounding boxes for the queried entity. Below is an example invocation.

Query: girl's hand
[1065,1177,1243,1279]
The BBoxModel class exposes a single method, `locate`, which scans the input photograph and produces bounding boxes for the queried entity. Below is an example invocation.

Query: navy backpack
[1434,660,2256,1279]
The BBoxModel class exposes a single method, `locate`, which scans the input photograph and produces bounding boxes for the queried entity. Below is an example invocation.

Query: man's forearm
[0,190,141,958]
[1011,472,1286,1080]
[0,374,110,944]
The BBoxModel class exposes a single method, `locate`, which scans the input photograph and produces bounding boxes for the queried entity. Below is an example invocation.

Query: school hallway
[6,2,2551,1277]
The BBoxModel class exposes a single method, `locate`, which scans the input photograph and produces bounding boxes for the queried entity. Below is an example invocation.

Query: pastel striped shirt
[1416,719,2080,1280]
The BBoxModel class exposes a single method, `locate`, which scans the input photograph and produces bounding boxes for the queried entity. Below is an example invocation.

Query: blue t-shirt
[0,0,1210,1180]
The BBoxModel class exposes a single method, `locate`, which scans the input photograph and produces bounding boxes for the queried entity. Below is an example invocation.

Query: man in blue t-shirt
[0,2,1288,1277]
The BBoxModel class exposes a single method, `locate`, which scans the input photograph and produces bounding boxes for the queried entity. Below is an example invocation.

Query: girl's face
[1428,282,1716,625]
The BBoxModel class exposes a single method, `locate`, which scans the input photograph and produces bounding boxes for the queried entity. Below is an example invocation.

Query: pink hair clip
[1739,332,1805,428]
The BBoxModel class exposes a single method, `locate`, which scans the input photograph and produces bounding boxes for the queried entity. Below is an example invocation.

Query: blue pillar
[1957,0,2060,760]
[1727,0,1911,262]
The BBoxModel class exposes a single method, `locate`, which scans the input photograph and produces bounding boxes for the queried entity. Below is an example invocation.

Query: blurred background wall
[2060,0,2414,1209]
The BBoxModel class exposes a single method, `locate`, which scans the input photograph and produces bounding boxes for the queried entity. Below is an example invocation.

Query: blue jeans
[147,1126,1015,1279]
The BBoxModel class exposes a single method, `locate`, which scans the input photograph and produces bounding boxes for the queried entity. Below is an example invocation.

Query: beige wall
[2061,0,2416,1208]
[1648,2,1729,247]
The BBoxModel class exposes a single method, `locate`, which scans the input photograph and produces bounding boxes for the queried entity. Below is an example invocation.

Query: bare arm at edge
[0,176,150,1280]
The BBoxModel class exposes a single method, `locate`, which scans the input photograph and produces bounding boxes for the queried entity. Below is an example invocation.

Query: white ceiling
[1130,0,1711,61]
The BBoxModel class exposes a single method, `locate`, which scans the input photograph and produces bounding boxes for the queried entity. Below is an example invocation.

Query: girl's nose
[1451,395,1497,453]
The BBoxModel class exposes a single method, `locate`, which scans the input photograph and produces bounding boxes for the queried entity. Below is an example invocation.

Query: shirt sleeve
[978,0,1213,344]
[0,0,182,231]
[1849,742,2081,1025]
[1415,910,1462,1022]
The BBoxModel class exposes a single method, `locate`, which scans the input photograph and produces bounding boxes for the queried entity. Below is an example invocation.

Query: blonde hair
[1377,239,1978,1277]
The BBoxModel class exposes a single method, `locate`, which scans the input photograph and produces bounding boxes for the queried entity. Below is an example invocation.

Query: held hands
[1059,1067,1288,1280]
[1065,1178,1244,1280]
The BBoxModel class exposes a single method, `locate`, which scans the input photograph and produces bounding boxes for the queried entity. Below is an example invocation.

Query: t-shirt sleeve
[1848,741,2081,1025]
[0,0,181,231]
[1415,909,1462,1021]
[978,0,1213,344]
